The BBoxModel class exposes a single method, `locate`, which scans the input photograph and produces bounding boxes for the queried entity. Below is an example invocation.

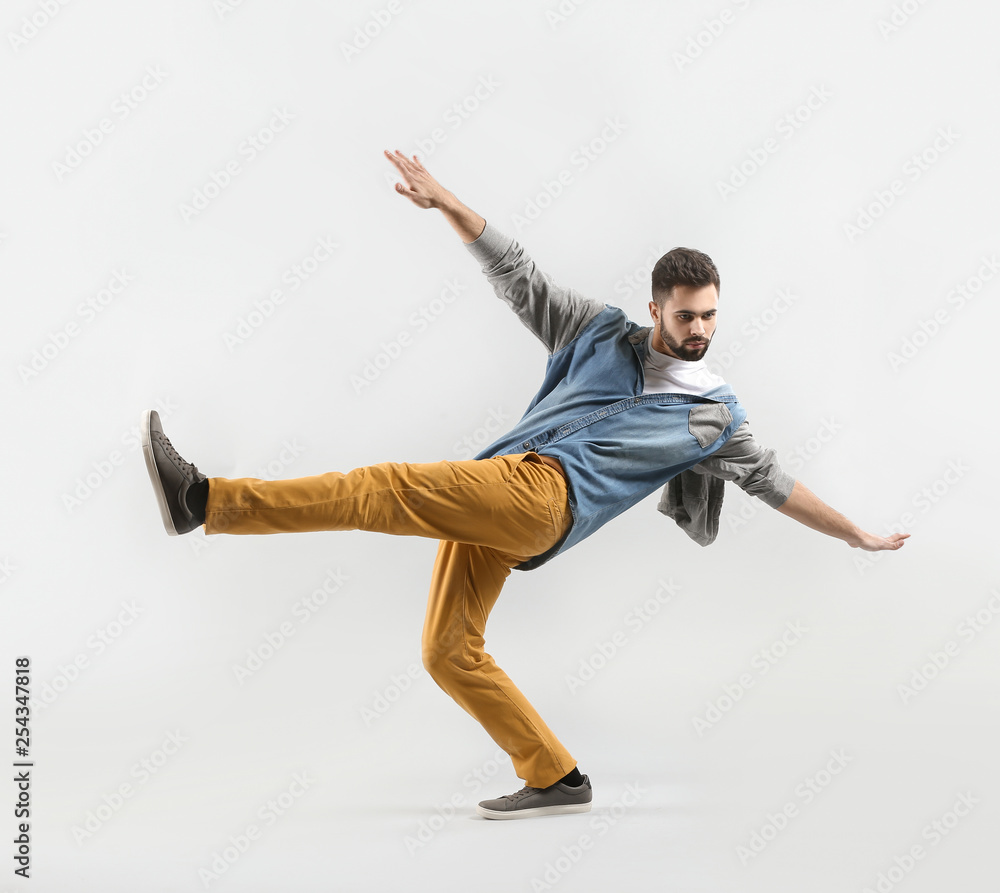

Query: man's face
[648,284,718,361]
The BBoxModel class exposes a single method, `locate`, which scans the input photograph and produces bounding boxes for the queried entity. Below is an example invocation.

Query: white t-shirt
[641,329,728,396]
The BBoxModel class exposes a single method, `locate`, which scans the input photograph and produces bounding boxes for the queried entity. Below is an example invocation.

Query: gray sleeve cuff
[757,461,796,508]
[464,221,513,268]
[693,421,796,508]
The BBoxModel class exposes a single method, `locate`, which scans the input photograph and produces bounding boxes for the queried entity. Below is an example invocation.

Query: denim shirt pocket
[687,402,733,448]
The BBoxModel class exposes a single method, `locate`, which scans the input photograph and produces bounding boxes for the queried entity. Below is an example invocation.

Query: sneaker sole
[140,409,180,536]
[476,802,592,820]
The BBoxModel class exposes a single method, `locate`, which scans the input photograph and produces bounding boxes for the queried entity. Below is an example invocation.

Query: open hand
[852,531,911,552]
[384,149,451,210]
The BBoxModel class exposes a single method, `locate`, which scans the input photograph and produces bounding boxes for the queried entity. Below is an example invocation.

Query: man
[141,150,909,821]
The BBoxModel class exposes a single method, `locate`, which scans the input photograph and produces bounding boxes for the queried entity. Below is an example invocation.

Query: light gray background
[1,1,997,891]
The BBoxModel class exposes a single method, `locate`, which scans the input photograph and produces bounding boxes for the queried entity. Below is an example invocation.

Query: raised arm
[384,149,485,242]
[385,149,606,355]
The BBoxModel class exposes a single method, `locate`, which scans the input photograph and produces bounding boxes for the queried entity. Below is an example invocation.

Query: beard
[659,323,711,362]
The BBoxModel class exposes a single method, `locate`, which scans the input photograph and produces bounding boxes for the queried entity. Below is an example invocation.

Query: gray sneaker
[140,409,207,536]
[477,775,592,820]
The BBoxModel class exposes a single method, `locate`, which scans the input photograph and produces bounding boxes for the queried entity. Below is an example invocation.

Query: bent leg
[421,538,576,790]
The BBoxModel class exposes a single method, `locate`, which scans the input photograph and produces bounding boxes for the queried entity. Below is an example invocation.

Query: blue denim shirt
[465,222,794,571]
[475,310,747,569]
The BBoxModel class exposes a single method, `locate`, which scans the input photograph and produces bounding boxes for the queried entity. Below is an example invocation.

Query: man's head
[648,247,720,362]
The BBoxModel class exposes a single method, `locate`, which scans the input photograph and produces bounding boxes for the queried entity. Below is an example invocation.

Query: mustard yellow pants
[203,451,576,788]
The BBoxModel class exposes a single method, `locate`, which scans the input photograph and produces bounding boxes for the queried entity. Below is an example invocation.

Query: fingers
[384,148,437,209]
[385,148,410,169]
[383,148,409,177]
[385,148,426,178]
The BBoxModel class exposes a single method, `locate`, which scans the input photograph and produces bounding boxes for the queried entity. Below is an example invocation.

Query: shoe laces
[503,786,542,803]
[155,431,198,477]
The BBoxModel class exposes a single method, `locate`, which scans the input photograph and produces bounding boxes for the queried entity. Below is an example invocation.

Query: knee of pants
[421,637,479,690]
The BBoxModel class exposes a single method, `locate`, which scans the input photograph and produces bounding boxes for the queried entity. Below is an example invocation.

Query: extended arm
[775,479,910,552]
[669,421,910,554]
[385,149,606,354]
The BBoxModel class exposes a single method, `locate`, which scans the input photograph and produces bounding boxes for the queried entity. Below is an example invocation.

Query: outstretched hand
[852,531,911,552]
[384,149,451,210]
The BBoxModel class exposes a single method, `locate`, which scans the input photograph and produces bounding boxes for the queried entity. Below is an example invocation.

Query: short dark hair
[651,247,720,306]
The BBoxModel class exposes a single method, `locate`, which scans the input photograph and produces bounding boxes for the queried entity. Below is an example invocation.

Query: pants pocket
[547,496,562,537]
